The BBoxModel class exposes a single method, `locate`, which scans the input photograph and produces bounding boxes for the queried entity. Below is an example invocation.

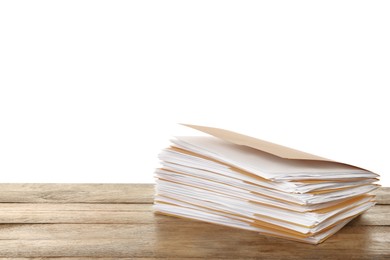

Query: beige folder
[182,124,375,173]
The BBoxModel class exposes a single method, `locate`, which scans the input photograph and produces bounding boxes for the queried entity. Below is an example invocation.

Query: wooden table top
[0,184,388,259]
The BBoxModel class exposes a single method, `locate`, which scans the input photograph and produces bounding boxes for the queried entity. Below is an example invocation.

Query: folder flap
[183,124,332,162]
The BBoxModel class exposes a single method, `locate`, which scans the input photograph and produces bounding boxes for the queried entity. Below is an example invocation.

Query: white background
[0,1,389,185]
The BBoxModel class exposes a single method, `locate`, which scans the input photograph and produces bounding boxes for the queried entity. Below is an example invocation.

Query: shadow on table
[153,214,376,259]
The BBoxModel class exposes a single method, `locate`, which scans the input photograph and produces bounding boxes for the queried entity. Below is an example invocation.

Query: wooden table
[0,184,389,259]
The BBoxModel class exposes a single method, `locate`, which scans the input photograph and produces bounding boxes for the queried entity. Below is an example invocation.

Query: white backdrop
[0,1,389,186]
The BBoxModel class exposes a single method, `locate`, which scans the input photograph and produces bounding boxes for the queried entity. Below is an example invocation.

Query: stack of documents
[154,125,379,244]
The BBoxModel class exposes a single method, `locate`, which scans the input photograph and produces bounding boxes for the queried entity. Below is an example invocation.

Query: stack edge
[154,127,379,244]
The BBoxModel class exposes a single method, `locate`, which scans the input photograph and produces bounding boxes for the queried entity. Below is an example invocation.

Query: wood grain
[373,187,390,204]
[0,204,387,225]
[0,184,388,259]
[0,184,154,203]
[0,225,388,258]
[0,184,386,204]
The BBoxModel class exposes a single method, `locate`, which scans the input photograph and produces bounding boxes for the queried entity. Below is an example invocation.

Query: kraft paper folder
[153,124,379,244]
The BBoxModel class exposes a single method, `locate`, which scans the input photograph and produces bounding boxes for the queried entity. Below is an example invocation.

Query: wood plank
[0,255,387,259]
[349,205,390,226]
[0,224,153,240]
[0,203,390,226]
[0,203,151,211]
[0,259,197,260]
[0,203,388,225]
[0,221,387,240]
[373,187,390,205]
[0,258,266,260]
[0,259,149,260]
[0,204,385,225]
[0,224,388,258]
[0,184,154,204]
[0,203,156,224]
[0,209,157,224]
[0,184,387,205]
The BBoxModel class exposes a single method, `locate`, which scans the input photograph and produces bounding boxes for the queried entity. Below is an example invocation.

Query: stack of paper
[154,125,379,244]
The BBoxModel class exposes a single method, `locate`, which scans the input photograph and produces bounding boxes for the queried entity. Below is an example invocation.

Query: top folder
[182,124,377,174]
